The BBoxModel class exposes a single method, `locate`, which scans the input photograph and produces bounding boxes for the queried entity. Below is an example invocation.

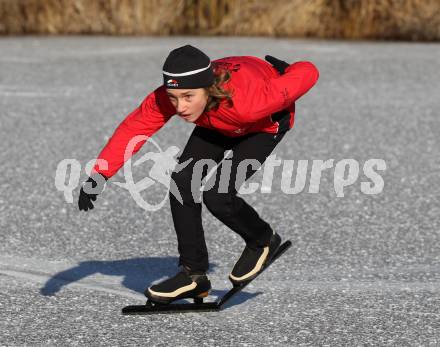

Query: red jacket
[92,56,319,178]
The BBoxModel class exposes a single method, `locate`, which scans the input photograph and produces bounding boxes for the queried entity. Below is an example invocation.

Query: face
[166,88,208,123]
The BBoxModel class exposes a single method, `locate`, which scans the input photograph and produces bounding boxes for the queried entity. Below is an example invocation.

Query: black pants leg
[203,130,287,249]
[170,126,286,272]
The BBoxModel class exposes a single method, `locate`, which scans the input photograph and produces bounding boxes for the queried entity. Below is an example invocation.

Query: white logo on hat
[167,79,179,87]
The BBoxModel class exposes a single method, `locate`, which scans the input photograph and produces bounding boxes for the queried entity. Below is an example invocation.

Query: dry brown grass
[0,0,439,40]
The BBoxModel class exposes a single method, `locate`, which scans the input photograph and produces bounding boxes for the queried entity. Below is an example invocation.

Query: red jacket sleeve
[91,86,174,178]
[241,61,319,122]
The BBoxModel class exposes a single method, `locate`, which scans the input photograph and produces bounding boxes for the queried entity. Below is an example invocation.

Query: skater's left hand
[265,55,289,75]
[78,173,108,212]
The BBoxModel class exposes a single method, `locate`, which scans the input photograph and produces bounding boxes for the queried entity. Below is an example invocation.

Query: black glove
[78,173,108,212]
[265,55,289,75]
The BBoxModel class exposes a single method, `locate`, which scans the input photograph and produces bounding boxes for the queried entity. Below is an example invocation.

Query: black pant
[170,126,287,272]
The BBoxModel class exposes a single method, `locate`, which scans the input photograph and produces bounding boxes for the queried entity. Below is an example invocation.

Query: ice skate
[229,232,282,286]
[144,265,211,305]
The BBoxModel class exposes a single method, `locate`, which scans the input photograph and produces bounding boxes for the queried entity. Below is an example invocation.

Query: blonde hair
[204,65,234,112]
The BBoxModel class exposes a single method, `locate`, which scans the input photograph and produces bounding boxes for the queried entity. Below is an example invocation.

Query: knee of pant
[203,189,234,216]
[171,167,193,189]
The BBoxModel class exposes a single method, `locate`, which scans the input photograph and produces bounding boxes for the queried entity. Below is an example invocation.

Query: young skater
[78,44,319,304]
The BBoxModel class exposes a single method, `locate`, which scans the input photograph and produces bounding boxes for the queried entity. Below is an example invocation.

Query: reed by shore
[1,0,439,41]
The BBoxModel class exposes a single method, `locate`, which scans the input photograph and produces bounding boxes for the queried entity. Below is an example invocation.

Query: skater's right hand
[78,173,108,212]
[265,55,290,75]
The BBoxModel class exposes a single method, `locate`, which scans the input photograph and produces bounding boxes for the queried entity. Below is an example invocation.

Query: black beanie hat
[162,44,214,89]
